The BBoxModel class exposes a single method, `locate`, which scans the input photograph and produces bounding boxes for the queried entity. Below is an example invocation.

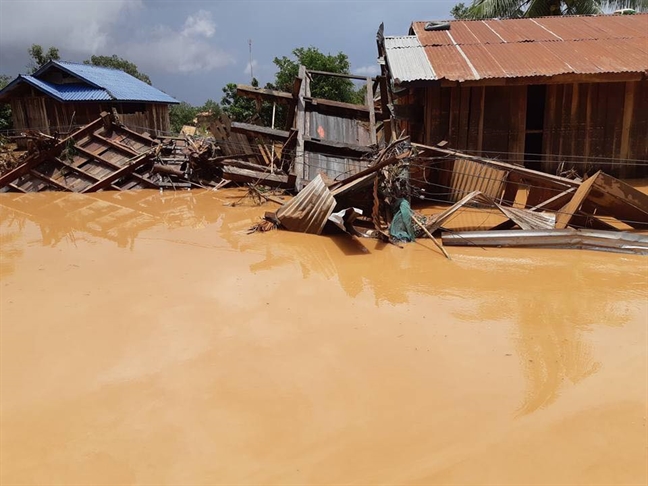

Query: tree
[450,2,472,18]
[220,78,260,123]
[169,102,198,133]
[27,44,60,73]
[455,0,645,18]
[0,74,12,131]
[272,47,364,104]
[83,55,152,85]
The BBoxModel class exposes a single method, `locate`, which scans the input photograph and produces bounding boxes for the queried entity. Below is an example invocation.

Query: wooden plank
[619,81,635,165]
[54,157,101,181]
[81,154,151,193]
[230,122,290,141]
[306,69,370,81]
[587,171,648,230]
[366,77,377,145]
[221,165,295,189]
[285,76,302,130]
[28,169,73,191]
[90,132,141,157]
[72,145,156,188]
[305,97,375,120]
[457,86,471,150]
[294,65,307,189]
[508,86,526,162]
[7,183,27,193]
[467,86,481,152]
[555,171,601,229]
[236,84,293,104]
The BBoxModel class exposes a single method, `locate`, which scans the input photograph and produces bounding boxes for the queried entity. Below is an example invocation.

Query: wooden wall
[9,93,171,137]
[420,80,648,178]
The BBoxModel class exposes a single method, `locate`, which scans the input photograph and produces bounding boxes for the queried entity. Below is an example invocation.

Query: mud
[1,188,646,485]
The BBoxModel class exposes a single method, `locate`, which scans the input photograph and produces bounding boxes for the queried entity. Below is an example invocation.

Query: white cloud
[181,10,216,38]
[244,59,258,76]
[124,11,234,74]
[354,64,380,76]
[0,0,140,55]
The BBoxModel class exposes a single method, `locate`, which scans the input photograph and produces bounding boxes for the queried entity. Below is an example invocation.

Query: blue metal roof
[21,75,112,102]
[48,61,178,103]
[0,60,179,104]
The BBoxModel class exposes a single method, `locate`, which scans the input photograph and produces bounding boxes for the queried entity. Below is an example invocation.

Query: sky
[0,0,458,106]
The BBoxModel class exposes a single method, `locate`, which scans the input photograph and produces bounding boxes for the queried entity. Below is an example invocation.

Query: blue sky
[0,0,458,105]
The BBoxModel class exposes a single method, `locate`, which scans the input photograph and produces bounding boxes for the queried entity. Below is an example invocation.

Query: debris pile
[0,64,646,256]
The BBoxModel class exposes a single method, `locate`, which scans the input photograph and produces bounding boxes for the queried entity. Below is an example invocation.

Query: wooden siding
[420,80,648,178]
[8,94,172,137]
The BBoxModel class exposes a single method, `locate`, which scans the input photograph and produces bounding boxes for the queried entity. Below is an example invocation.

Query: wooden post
[366,77,377,145]
[293,65,307,190]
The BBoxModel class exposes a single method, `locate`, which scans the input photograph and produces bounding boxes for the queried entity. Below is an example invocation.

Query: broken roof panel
[384,36,436,83]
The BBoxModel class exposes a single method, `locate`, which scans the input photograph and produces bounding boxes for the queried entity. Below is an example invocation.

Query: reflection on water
[0,188,645,418]
[1,188,646,484]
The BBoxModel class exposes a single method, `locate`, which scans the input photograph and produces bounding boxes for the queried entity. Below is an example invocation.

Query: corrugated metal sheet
[34,61,178,103]
[391,14,648,83]
[21,76,112,101]
[275,174,336,234]
[448,158,508,202]
[384,36,436,83]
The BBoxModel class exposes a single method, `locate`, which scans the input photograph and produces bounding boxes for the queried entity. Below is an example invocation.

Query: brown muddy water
[1,188,646,485]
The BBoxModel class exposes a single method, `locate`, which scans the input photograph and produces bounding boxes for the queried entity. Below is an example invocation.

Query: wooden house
[0,60,178,137]
[379,14,648,177]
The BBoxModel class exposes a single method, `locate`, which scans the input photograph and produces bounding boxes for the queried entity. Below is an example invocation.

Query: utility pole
[248,39,254,83]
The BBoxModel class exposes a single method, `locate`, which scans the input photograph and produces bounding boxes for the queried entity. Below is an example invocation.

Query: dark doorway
[524,84,546,171]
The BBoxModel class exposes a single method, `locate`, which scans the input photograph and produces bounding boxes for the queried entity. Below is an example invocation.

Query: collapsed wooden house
[378,14,648,178]
[0,60,178,139]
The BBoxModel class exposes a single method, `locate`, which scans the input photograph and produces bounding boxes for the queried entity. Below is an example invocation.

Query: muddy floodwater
[1,189,646,485]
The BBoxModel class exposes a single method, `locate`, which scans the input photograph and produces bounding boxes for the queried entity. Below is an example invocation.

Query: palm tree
[454,0,646,19]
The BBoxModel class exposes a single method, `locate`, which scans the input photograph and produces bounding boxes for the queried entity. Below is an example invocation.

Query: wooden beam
[221,165,295,189]
[91,133,142,157]
[307,69,372,81]
[230,122,290,141]
[294,65,307,189]
[366,77,377,145]
[438,71,644,88]
[28,169,73,191]
[236,85,293,104]
[619,81,635,162]
[7,183,26,193]
[54,157,101,181]
[73,145,157,188]
[555,171,601,229]
[304,97,375,120]
[81,154,151,193]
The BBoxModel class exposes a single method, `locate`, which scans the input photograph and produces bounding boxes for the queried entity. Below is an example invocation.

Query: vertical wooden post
[366,77,377,145]
[620,81,635,163]
[293,65,307,190]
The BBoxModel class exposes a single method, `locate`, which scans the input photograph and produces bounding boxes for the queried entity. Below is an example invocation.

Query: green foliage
[84,55,152,85]
[272,47,364,104]
[0,74,12,131]
[221,78,261,123]
[27,44,60,73]
[169,102,198,133]
[450,2,472,18]
[456,0,646,18]
[169,99,225,134]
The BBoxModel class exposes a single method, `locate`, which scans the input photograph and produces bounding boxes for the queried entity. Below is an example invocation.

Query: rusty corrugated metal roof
[388,14,648,83]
